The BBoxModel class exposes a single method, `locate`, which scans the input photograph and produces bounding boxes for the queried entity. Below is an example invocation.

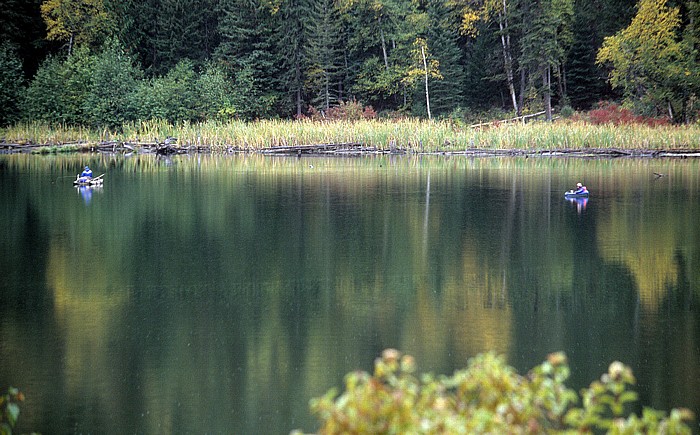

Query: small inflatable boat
[564,190,589,198]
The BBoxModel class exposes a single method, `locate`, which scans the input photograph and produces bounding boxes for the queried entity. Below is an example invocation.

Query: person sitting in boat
[76,166,94,184]
[573,182,588,194]
[81,166,93,179]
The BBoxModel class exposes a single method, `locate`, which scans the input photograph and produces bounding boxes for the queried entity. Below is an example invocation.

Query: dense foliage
[296,349,694,434]
[2,0,700,126]
[0,43,24,126]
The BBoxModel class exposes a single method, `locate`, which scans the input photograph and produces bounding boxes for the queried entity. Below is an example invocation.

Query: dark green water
[1,154,698,434]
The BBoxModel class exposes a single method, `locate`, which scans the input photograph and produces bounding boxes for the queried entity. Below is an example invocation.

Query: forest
[1,0,699,128]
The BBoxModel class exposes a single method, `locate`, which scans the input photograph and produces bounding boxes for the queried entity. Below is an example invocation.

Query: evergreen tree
[565,0,636,109]
[155,0,219,73]
[106,0,219,75]
[344,0,425,112]
[21,56,63,124]
[84,40,141,128]
[14,0,693,124]
[461,18,508,111]
[519,0,574,119]
[566,6,607,109]
[305,0,344,111]
[679,0,700,121]
[131,59,201,122]
[196,61,238,120]
[22,48,95,124]
[105,0,159,73]
[0,43,25,126]
[424,0,466,116]
[216,0,286,119]
[452,0,523,115]
[278,0,311,117]
[0,0,51,78]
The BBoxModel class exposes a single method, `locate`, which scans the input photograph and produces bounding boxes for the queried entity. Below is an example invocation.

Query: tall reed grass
[3,119,700,151]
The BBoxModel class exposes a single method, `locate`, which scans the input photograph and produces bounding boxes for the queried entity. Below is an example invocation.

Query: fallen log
[469,111,547,128]
[259,142,365,155]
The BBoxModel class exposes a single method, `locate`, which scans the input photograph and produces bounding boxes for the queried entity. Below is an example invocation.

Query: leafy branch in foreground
[1,387,25,435]
[294,349,694,434]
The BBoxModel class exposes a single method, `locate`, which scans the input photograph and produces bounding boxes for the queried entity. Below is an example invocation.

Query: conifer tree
[453,0,522,115]
[105,0,160,73]
[424,0,466,116]
[305,0,344,112]
[343,0,425,111]
[565,0,636,109]
[520,0,574,120]
[0,43,24,126]
[278,0,311,117]
[216,0,285,119]
[0,0,48,78]
[84,39,141,127]
[106,0,219,75]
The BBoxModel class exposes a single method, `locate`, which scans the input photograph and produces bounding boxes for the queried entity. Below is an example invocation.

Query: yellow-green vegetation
[1,122,107,145]
[3,119,700,152]
[296,349,694,434]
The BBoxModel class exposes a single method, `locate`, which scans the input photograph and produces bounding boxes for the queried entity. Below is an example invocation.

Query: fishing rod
[53,175,76,184]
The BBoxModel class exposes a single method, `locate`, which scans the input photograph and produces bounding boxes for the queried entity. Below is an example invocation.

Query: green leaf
[1,422,13,435]
[619,390,638,404]
[5,403,19,427]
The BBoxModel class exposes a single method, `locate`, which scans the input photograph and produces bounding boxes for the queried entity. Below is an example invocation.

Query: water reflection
[0,155,698,434]
[76,185,103,204]
[566,196,588,213]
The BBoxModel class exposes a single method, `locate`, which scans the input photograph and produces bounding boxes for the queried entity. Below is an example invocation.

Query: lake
[0,153,698,434]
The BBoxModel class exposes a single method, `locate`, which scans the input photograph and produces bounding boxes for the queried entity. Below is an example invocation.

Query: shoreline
[2,141,700,158]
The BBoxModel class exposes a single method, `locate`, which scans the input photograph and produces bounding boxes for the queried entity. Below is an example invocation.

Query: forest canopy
[1,0,700,127]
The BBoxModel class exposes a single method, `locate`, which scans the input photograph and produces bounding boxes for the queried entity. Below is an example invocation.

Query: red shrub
[587,101,669,126]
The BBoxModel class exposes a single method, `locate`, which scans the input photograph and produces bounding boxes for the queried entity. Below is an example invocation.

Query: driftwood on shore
[0,139,211,155]
[2,138,700,158]
[469,111,548,129]
[259,142,379,155]
[0,140,388,156]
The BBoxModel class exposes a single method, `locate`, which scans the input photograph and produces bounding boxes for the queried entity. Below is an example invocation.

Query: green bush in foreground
[295,350,694,434]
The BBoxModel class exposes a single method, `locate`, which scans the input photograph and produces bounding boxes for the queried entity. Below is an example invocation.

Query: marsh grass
[3,119,700,151]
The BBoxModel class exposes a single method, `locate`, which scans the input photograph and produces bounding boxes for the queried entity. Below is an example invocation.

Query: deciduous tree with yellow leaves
[40,0,114,54]
[596,0,699,121]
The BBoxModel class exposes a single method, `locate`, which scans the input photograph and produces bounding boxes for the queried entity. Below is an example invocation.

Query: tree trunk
[559,63,567,103]
[498,0,518,116]
[378,16,389,71]
[296,89,302,117]
[554,63,568,108]
[325,72,330,111]
[542,65,552,121]
[340,49,348,101]
[295,61,303,117]
[519,68,526,113]
[421,45,432,120]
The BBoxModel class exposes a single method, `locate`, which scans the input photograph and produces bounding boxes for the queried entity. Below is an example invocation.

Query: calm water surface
[1,154,698,434]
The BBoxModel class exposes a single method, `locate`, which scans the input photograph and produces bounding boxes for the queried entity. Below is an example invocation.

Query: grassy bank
[3,118,700,152]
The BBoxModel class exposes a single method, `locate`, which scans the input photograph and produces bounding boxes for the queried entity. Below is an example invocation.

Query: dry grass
[3,118,700,152]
